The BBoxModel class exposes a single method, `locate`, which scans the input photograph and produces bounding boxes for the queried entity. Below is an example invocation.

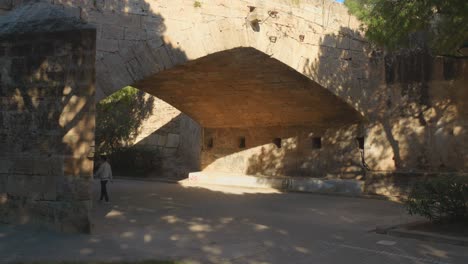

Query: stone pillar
[0,3,96,233]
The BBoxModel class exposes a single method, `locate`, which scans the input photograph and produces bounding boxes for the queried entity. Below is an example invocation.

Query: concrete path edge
[376,224,468,247]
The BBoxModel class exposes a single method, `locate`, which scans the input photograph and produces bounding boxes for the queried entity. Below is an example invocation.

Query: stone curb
[113,176,398,202]
[376,224,468,247]
[187,171,366,196]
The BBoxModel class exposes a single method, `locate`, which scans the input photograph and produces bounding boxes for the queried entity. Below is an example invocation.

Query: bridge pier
[0,4,96,232]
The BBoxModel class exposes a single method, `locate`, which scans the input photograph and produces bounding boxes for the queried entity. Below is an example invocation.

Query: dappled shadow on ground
[86,181,457,264]
[1,180,466,263]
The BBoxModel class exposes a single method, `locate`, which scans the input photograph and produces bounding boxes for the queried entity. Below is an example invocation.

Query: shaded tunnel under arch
[129,47,365,179]
[134,47,363,129]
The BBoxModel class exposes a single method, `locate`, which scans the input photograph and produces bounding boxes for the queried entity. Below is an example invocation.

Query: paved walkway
[1,180,467,263]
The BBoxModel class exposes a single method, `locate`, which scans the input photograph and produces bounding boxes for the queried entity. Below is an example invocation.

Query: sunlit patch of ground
[178,181,282,195]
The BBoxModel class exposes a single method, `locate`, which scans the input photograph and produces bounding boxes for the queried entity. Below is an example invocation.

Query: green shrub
[405,176,468,222]
[96,86,154,154]
[193,1,201,8]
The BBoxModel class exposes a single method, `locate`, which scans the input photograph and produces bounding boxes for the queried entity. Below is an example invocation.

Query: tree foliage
[405,176,468,223]
[344,0,468,56]
[95,86,154,154]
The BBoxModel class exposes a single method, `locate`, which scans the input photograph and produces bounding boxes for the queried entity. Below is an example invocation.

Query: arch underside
[134,47,363,129]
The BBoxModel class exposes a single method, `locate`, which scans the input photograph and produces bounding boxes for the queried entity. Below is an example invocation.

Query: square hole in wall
[239,137,246,148]
[206,137,214,149]
[273,138,282,149]
[356,137,364,150]
[312,137,322,149]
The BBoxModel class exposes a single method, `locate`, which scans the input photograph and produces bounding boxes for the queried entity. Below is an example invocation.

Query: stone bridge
[0,0,467,232]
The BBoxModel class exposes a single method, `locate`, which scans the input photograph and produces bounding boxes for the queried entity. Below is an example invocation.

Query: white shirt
[95,161,113,180]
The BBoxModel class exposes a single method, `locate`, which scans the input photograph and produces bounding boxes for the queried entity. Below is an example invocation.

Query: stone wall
[202,125,364,179]
[5,0,459,188]
[0,0,466,231]
[0,4,96,232]
[129,95,201,178]
[361,53,468,196]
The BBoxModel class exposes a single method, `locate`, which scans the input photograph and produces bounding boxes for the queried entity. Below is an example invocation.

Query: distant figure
[94,155,113,203]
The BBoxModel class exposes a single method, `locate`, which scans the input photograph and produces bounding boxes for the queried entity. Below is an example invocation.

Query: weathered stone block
[157,134,167,146]
[96,38,119,52]
[166,133,180,148]
[0,3,96,233]
[162,147,177,157]
[101,24,124,40]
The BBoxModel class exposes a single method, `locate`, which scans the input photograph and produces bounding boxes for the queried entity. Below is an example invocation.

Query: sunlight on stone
[144,234,152,243]
[120,231,135,238]
[59,95,87,126]
[202,245,222,255]
[453,126,463,136]
[12,89,25,112]
[189,223,212,232]
[162,215,180,224]
[179,181,281,195]
[294,246,310,254]
[220,217,234,224]
[253,224,270,231]
[420,245,450,259]
[277,229,289,235]
[63,86,73,95]
[132,97,180,145]
[105,209,124,218]
[283,137,297,148]
[0,194,7,204]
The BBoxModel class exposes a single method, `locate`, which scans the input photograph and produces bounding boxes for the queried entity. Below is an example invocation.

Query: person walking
[94,155,113,203]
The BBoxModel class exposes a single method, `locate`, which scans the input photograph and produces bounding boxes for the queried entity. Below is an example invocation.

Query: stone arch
[0,0,370,232]
[128,46,365,179]
[85,0,369,180]
[6,0,467,234]
[80,0,367,116]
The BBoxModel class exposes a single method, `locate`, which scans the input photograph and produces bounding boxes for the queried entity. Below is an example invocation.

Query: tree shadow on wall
[245,126,364,180]
[300,26,468,197]
[0,0,189,232]
[0,20,96,231]
[74,0,189,99]
[58,0,192,168]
